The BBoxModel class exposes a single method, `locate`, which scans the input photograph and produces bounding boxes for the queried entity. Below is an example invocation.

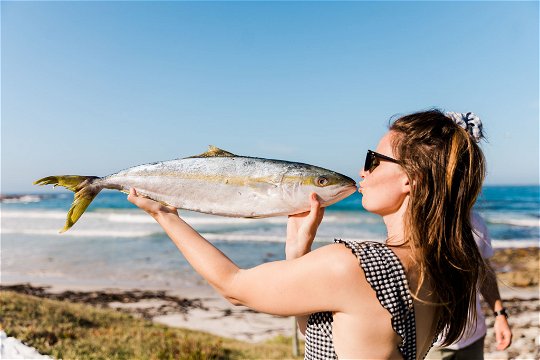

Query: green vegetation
[0,291,303,359]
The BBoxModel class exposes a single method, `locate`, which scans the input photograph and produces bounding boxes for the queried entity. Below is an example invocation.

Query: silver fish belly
[34,146,357,231]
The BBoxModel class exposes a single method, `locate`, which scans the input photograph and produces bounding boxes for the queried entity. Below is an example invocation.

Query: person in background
[426,210,513,360]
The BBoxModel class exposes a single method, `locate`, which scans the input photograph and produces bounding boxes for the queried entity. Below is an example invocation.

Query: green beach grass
[0,291,303,359]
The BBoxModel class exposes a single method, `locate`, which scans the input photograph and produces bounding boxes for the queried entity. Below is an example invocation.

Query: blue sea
[1,186,538,291]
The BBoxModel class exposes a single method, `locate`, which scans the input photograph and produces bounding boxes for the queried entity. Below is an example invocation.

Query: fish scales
[34,146,357,232]
[102,157,296,217]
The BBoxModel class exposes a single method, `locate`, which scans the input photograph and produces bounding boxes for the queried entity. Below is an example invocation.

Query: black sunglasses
[364,150,401,173]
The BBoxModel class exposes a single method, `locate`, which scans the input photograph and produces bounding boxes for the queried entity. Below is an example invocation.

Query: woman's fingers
[310,192,320,212]
[128,188,179,217]
[127,188,138,204]
[307,193,324,225]
[127,188,153,210]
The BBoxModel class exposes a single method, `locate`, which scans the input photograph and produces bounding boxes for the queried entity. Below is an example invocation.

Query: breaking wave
[487,217,540,228]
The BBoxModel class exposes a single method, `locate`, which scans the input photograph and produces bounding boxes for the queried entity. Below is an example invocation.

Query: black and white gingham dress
[304,240,417,360]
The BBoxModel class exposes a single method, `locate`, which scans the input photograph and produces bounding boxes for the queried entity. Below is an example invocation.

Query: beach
[2,247,539,359]
[1,186,539,358]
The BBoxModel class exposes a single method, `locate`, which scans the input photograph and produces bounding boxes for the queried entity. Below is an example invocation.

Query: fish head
[282,165,357,212]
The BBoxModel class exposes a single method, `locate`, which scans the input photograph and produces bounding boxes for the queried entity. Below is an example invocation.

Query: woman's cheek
[360,192,372,211]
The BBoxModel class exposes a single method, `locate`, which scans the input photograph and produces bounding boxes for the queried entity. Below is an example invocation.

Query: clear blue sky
[2,1,538,193]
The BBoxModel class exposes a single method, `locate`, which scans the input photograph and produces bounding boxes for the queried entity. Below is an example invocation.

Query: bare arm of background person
[480,264,512,350]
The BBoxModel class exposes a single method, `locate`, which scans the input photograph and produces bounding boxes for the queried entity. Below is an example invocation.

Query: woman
[128,109,487,359]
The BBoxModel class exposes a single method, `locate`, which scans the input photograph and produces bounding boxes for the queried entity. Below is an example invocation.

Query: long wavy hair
[389,109,487,345]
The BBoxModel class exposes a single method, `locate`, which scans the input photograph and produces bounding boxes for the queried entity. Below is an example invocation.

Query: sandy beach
[1,246,539,359]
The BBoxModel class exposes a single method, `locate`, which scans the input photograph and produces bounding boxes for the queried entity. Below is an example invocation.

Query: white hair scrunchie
[445,111,483,143]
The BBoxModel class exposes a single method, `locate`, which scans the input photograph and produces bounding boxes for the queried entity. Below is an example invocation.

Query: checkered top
[304,240,417,360]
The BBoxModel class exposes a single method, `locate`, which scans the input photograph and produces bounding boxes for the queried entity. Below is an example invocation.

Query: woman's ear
[402,176,412,194]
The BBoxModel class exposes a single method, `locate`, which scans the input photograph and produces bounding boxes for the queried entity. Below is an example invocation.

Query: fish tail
[34,175,102,233]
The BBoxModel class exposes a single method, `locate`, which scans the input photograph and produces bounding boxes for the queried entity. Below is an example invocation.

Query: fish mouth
[335,184,358,199]
[318,184,357,207]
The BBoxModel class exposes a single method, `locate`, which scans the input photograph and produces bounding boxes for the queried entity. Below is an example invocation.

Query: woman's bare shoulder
[305,243,383,319]
[308,243,371,289]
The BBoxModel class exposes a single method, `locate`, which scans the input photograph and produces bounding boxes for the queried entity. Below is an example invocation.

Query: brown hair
[389,109,487,345]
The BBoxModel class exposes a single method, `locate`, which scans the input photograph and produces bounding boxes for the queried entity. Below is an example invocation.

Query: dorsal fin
[190,145,237,158]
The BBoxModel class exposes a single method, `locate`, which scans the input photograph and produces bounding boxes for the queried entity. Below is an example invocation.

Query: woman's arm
[127,188,349,317]
[286,193,325,334]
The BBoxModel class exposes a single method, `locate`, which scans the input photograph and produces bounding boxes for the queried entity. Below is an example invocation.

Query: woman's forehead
[375,131,396,156]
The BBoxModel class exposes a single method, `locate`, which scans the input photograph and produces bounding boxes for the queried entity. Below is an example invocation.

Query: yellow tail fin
[34,176,101,233]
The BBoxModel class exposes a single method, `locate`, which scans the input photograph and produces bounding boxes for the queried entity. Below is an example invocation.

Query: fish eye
[315,176,329,187]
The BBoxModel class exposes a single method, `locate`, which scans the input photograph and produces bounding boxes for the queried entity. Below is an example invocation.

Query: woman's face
[359,131,410,216]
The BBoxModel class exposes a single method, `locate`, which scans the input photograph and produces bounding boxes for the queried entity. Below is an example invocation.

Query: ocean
[1,186,538,291]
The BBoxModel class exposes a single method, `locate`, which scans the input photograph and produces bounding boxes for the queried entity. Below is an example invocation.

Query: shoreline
[2,246,537,293]
[0,283,293,344]
[1,282,538,359]
[1,247,538,358]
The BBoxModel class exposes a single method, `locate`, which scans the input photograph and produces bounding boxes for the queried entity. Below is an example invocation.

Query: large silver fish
[34,146,357,232]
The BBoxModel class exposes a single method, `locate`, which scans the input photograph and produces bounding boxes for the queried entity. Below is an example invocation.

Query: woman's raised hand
[127,188,178,219]
[286,193,325,260]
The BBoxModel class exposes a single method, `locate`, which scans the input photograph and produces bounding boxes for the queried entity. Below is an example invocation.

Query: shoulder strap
[334,239,417,360]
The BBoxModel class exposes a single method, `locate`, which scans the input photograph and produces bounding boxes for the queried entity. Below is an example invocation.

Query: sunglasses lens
[364,151,379,173]
[364,150,400,173]
[370,157,380,172]
[364,152,372,172]
[364,151,382,173]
